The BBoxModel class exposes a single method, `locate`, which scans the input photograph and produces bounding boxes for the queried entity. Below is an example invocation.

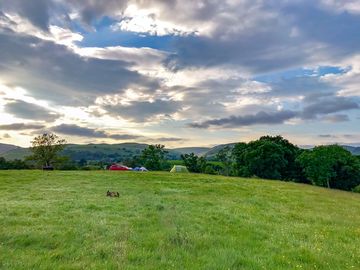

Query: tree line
[181,136,360,192]
[1,133,360,192]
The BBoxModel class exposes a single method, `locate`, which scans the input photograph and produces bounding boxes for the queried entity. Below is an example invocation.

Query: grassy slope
[0,171,359,270]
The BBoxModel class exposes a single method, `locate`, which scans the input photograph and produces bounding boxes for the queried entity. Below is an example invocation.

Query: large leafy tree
[297,145,360,190]
[141,144,168,170]
[216,146,233,176]
[181,153,207,173]
[245,140,288,179]
[232,136,304,181]
[28,133,66,168]
[258,136,303,181]
[232,142,251,177]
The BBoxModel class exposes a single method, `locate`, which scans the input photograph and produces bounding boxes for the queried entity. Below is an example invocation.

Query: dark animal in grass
[106,190,119,197]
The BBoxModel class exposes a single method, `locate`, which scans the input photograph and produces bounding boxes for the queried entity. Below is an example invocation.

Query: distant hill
[0,147,30,160]
[203,143,237,159]
[1,142,359,162]
[0,143,22,155]
[172,147,211,156]
[341,145,360,155]
[0,143,183,162]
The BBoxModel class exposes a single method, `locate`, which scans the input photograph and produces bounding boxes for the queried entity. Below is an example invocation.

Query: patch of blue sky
[254,66,346,83]
[77,28,179,50]
[314,66,350,76]
[73,16,180,51]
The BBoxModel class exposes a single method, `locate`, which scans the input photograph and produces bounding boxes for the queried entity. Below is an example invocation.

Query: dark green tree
[245,140,288,179]
[0,157,8,169]
[232,142,250,177]
[181,153,208,173]
[27,133,67,168]
[297,145,360,190]
[258,136,303,181]
[216,146,233,176]
[232,136,305,181]
[141,144,168,170]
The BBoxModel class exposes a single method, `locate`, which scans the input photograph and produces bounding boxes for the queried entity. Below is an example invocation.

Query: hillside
[203,143,237,159]
[0,170,359,269]
[0,147,30,160]
[1,142,359,161]
[0,143,183,162]
[172,147,211,156]
[342,145,360,155]
[0,143,19,155]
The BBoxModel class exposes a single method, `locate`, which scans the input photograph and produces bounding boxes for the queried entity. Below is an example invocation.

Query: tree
[181,153,207,173]
[232,136,305,181]
[28,133,66,168]
[258,136,303,181]
[232,142,250,177]
[141,144,168,170]
[244,140,288,179]
[216,146,233,176]
[297,145,360,190]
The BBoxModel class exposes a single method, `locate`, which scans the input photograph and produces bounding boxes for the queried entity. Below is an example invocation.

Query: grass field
[1,171,360,269]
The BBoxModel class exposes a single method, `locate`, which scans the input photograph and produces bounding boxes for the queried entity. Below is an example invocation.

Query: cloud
[1,0,52,31]
[0,123,46,130]
[1,0,360,146]
[51,124,140,140]
[4,100,60,122]
[189,110,298,129]
[155,137,184,142]
[0,29,158,106]
[322,114,350,122]
[103,99,181,122]
[301,96,359,119]
[318,134,336,138]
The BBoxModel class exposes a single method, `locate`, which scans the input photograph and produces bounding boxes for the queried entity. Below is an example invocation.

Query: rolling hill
[1,142,359,162]
[172,147,211,156]
[0,170,359,269]
[342,145,360,155]
[0,143,19,155]
[0,143,183,162]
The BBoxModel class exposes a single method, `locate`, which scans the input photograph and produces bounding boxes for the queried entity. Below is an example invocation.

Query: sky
[0,0,360,148]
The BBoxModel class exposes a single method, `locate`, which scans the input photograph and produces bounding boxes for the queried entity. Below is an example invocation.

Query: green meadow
[0,170,359,269]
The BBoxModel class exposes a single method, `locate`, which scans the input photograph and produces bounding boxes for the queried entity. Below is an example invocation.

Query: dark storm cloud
[0,123,46,130]
[189,110,298,129]
[51,124,140,140]
[0,29,158,106]
[4,100,60,122]
[103,99,181,122]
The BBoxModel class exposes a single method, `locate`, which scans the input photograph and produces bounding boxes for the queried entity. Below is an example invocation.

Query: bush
[353,185,360,193]
[204,165,216,175]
